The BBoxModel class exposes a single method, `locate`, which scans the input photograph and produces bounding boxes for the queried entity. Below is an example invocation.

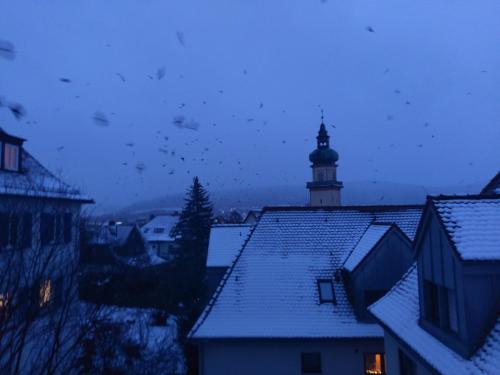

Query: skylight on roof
[317,279,336,304]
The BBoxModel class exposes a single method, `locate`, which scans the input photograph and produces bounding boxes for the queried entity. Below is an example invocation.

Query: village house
[0,127,93,372]
[141,214,179,261]
[189,121,424,375]
[370,194,500,375]
[82,221,150,272]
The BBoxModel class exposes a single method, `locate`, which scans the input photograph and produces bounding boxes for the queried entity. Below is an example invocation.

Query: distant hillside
[108,181,481,220]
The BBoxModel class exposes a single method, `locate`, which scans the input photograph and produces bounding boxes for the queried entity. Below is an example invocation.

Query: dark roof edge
[0,192,94,204]
[481,171,500,195]
[427,193,500,201]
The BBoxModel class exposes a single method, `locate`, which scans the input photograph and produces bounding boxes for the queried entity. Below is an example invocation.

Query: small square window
[364,353,385,374]
[317,280,336,304]
[301,352,322,373]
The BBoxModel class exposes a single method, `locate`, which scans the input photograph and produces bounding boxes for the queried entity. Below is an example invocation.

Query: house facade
[0,127,92,373]
[370,195,500,375]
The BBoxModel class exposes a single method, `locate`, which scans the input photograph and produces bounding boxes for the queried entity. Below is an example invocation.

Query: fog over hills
[107,180,481,220]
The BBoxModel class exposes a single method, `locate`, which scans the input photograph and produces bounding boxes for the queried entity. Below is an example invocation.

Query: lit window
[317,280,336,304]
[3,143,19,171]
[364,353,385,375]
[39,280,52,307]
[301,352,322,374]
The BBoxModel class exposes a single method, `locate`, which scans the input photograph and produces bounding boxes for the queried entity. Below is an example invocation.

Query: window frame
[301,352,322,374]
[317,279,336,304]
[423,278,459,334]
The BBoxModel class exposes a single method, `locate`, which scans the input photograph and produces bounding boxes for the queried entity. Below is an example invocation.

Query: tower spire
[306,115,343,207]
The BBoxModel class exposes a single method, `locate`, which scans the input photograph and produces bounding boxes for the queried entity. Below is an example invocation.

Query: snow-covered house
[190,205,423,375]
[83,222,148,270]
[141,214,179,260]
[0,127,93,372]
[205,224,253,297]
[370,195,500,375]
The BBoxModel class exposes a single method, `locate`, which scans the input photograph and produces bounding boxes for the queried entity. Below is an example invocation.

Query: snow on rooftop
[370,266,500,374]
[141,215,178,242]
[433,197,500,261]
[206,224,253,267]
[0,149,91,202]
[343,224,392,272]
[190,206,422,339]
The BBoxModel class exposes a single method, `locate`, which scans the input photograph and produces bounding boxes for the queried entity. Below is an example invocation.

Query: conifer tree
[170,177,213,308]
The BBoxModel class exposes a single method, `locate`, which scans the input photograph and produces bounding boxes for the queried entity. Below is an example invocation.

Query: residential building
[370,195,500,375]
[82,221,151,271]
[141,214,179,261]
[190,205,422,375]
[205,224,253,297]
[0,127,92,373]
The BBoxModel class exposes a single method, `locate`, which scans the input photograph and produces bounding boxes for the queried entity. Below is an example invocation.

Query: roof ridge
[263,204,424,212]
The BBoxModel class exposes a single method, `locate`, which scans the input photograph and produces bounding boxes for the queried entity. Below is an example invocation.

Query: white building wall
[199,338,384,375]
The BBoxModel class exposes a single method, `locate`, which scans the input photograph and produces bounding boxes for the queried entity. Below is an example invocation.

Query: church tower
[306,119,343,206]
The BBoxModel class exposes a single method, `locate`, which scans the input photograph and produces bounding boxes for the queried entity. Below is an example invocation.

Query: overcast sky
[0,0,499,211]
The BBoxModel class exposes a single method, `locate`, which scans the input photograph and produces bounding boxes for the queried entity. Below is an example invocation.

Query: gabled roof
[343,223,392,273]
[189,205,422,339]
[481,171,500,195]
[0,148,92,202]
[429,195,500,261]
[206,224,253,268]
[141,215,178,242]
[370,266,500,374]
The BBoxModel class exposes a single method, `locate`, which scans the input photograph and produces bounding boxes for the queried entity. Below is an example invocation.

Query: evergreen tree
[170,176,213,309]
[170,177,213,375]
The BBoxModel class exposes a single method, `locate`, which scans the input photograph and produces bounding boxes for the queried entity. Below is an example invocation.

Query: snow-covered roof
[370,266,500,374]
[190,205,422,339]
[343,223,392,272]
[206,224,253,268]
[432,196,500,261]
[141,215,178,242]
[0,148,92,202]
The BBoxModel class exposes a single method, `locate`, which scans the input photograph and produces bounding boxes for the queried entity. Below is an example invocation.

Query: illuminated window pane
[3,143,19,171]
[39,280,52,307]
[364,353,385,375]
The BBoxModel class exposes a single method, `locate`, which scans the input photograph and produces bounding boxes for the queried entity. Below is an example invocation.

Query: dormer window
[3,143,20,172]
[317,279,336,304]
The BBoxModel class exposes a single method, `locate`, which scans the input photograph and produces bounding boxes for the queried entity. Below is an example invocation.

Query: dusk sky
[1,0,499,211]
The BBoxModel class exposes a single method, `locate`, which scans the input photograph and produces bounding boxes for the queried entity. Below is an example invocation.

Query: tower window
[3,143,20,172]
